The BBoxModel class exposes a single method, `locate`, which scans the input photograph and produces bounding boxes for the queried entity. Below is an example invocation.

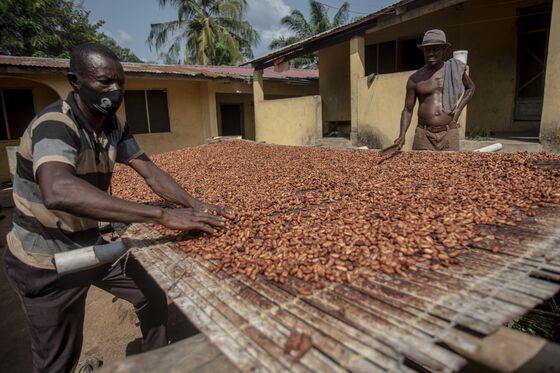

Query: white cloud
[117,29,133,43]
[246,0,293,56]
[100,27,133,44]
[259,25,293,53]
[101,28,115,39]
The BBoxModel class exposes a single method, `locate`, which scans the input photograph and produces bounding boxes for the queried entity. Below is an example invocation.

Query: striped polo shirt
[7,92,143,269]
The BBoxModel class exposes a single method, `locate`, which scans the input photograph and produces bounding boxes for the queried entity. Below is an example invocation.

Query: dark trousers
[3,248,168,373]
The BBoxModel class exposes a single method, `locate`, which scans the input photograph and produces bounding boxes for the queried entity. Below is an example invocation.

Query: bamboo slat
[123,205,560,372]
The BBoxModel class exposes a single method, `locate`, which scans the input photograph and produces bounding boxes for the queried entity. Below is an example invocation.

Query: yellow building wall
[357,72,417,150]
[126,77,318,154]
[0,75,211,180]
[208,79,318,142]
[541,0,560,151]
[122,78,209,155]
[0,75,65,181]
[359,0,549,136]
[216,93,255,140]
[265,80,319,97]
[319,42,351,130]
[356,72,467,150]
[0,72,318,181]
[255,95,323,146]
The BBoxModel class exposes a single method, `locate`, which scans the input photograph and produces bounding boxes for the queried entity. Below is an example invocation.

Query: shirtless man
[393,29,475,151]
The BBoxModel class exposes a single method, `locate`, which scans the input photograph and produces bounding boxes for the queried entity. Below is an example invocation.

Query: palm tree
[148,0,259,65]
[270,0,350,68]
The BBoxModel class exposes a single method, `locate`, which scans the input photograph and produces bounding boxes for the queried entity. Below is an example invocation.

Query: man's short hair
[69,42,120,75]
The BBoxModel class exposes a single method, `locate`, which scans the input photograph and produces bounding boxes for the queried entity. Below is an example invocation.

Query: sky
[76,0,396,63]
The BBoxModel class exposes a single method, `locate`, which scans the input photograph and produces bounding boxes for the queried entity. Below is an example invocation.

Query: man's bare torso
[410,64,454,127]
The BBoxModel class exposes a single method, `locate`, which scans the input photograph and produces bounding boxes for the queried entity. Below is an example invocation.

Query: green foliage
[269,0,351,69]
[148,0,259,65]
[97,33,143,63]
[0,0,100,58]
[507,312,559,341]
[0,0,142,62]
[466,126,491,139]
[356,129,382,149]
[507,296,560,342]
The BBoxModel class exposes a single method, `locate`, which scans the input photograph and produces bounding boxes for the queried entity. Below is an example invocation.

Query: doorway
[514,4,552,127]
[219,103,244,137]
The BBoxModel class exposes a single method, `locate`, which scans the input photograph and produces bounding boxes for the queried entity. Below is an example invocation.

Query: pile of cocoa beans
[112,141,560,285]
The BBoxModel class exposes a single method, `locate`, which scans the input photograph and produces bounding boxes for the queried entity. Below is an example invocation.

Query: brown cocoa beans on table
[112,141,560,286]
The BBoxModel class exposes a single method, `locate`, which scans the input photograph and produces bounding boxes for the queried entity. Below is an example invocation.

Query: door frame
[514,4,552,122]
[218,102,245,137]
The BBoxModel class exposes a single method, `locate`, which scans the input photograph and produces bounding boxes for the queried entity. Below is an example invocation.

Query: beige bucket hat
[417,29,451,48]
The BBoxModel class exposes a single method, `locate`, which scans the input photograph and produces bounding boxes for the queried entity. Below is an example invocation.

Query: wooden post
[451,327,560,372]
[540,0,560,151]
[253,69,264,142]
[350,35,365,146]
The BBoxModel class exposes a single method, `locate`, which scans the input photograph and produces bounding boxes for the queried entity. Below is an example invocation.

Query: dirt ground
[0,206,200,372]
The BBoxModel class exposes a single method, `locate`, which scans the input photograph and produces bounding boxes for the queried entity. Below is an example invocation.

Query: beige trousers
[412,126,460,151]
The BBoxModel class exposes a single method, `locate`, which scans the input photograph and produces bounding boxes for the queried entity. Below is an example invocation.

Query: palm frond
[147,19,184,51]
[332,2,350,27]
[269,35,300,50]
[148,0,257,65]
[309,0,329,34]
[280,10,311,39]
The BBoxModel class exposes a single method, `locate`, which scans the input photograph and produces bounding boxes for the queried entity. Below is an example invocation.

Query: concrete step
[460,139,543,153]
[314,137,352,148]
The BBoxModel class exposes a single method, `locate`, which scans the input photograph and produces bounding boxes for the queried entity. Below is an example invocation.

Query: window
[124,90,171,134]
[365,36,425,75]
[378,40,397,74]
[0,89,35,140]
[399,37,424,71]
[365,44,378,76]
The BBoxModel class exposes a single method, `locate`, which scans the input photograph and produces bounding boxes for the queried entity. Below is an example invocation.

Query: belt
[418,121,459,133]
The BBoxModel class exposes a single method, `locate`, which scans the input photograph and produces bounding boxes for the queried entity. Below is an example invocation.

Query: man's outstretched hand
[393,136,406,151]
[159,208,226,234]
[191,201,236,220]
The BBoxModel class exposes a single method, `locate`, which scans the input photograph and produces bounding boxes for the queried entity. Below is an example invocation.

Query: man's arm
[394,78,417,150]
[129,154,234,219]
[452,71,475,123]
[36,162,225,234]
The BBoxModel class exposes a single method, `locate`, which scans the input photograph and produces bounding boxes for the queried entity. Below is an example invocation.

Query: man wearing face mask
[3,43,234,373]
[392,29,475,151]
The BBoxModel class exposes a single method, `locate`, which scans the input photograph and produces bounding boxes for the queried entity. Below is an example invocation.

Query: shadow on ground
[125,303,199,357]
[0,207,200,372]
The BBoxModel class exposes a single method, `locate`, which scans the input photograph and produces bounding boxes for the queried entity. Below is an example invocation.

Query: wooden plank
[184,254,399,372]
[134,250,266,372]
[365,274,524,325]
[195,256,464,370]
[144,247,295,373]
[331,284,480,354]
[347,277,498,336]
[158,250,344,373]
[124,206,560,373]
[190,253,404,359]
[99,333,237,373]
[147,242,403,372]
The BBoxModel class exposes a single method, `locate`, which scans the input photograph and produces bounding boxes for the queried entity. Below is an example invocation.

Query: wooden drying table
[122,205,560,372]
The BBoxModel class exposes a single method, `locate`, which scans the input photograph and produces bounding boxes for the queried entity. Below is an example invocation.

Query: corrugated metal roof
[189,64,319,80]
[0,55,318,82]
[244,0,466,68]
[244,0,414,67]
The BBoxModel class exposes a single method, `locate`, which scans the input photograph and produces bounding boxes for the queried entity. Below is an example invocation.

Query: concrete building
[246,0,560,152]
[0,57,318,181]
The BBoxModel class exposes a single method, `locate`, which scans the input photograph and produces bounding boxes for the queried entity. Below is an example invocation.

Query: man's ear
[66,73,80,91]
